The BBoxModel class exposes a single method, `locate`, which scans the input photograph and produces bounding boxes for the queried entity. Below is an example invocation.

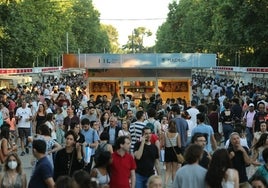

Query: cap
[249,103,254,107]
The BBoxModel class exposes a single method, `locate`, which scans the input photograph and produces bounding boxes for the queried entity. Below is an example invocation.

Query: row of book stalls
[0,67,62,89]
[1,52,266,104]
[194,66,268,88]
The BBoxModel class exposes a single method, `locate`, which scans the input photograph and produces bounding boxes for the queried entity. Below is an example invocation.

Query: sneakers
[20,151,25,156]
[25,147,29,154]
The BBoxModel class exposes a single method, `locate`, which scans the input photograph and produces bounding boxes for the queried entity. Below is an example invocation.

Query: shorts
[18,128,31,139]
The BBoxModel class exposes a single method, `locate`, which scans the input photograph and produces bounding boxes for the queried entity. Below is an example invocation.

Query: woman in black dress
[33,104,47,134]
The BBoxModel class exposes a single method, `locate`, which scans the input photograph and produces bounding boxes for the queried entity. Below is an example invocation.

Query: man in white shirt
[243,103,256,148]
[187,100,200,143]
[15,99,33,156]
[202,85,210,100]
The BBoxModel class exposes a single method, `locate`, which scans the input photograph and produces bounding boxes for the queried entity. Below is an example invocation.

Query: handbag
[167,134,185,163]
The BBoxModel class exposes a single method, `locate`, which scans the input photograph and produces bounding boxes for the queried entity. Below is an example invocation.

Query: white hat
[249,103,254,107]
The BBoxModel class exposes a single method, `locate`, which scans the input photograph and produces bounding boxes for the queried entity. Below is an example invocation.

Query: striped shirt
[129,121,145,152]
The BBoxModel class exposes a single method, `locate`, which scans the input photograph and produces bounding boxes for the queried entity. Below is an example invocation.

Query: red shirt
[110,151,136,188]
[150,134,159,144]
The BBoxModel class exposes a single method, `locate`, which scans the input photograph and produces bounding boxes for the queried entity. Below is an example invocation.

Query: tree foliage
[122,27,152,53]
[155,0,268,66]
[0,0,113,67]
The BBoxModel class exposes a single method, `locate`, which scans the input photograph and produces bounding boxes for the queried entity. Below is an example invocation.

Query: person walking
[15,99,33,156]
[192,113,217,153]
[205,148,239,188]
[134,126,161,188]
[252,133,268,166]
[129,111,146,153]
[0,124,17,165]
[170,105,188,153]
[242,103,256,148]
[220,101,234,143]
[109,136,136,188]
[53,130,84,181]
[89,151,111,188]
[227,132,251,187]
[191,132,211,169]
[173,144,207,188]
[161,120,181,186]
[80,118,99,173]
[28,139,55,188]
[0,153,27,188]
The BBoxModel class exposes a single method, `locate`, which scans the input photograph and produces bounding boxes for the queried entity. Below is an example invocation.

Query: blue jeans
[246,127,253,148]
[136,173,149,188]
[223,123,233,143]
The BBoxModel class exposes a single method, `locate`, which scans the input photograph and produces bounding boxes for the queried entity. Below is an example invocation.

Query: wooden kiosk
[63,53,216,103]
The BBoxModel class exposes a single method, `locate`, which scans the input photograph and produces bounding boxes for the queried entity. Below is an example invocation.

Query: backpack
[146,120,156,133]
[94,143,107,162]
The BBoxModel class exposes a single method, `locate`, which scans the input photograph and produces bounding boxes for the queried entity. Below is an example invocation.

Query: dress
[35,114,47,132]
[1,173,24,188]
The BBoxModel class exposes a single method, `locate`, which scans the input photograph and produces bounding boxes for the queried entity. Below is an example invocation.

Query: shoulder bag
[167,133,185,164]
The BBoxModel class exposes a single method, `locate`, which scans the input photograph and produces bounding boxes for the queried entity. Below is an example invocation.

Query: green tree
[0,0,111,67]
[71,0,108,53]
[155,0,268,67]
[101,24,120,53]
[122,27,152,53]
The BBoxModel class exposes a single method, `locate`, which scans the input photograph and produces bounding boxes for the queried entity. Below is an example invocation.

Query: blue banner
[76,53,216,68]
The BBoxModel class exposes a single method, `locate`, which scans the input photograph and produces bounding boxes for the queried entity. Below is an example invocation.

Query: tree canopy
[155,0,268,67]
[0,0,113,67]
[0,0,267,67]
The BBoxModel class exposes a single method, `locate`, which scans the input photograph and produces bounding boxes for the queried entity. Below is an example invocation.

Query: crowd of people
[0,73,267,187]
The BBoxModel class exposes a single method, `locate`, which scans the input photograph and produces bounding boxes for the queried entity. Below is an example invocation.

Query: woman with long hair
[0,153,27,188]
[252,133,268,166]
[99,112,110,134]
[118,119,131,138]
[205,148,239,188]
[161,120,181,185]
[0,124,17,164]
[253,121,268,146]
[89,151,112,188]
[45,113,57,140]
[33,104,47,133]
